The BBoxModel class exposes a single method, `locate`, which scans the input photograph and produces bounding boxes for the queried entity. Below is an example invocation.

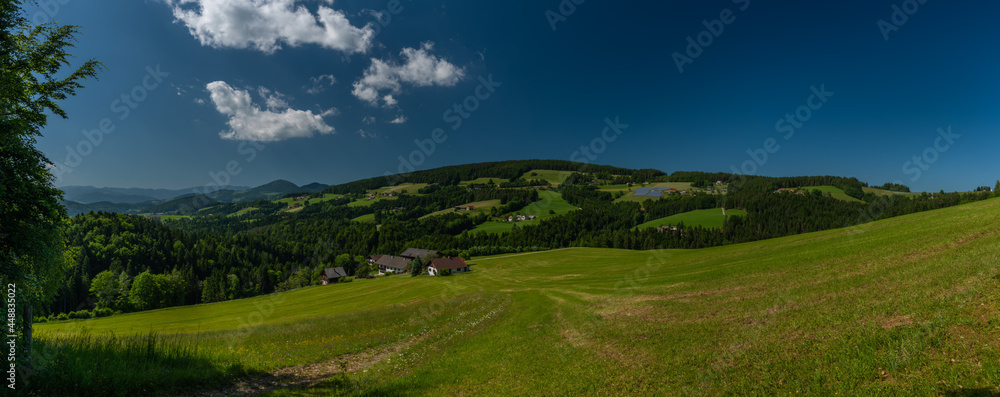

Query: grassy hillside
[802,185,864,202]
[468,190,577,234]
[636,208,747,230]
[521,169,574,186]
[33,198,1000,396]
[864,187,920,196]
[420,199,501,219]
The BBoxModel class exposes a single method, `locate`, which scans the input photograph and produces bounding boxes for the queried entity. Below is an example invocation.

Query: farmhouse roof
[430,257,468,270]
[376,255,411,270]
[323,267,348,279]
[399,248,438,259]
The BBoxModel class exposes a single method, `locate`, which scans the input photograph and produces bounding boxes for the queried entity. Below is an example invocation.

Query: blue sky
[31,0,1000,192]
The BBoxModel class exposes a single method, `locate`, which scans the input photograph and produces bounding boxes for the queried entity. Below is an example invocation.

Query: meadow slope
[34,198,1000,396]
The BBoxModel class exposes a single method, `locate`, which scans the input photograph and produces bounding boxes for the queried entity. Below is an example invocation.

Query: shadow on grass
[942,389,1000,397]
[261,375,416,397]
[20,333,256,397]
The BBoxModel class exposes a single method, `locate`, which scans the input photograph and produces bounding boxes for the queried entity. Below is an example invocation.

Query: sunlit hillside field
[32,198,1000,396]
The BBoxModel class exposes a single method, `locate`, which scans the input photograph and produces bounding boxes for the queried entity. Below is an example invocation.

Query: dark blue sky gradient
[31,0,1000,192]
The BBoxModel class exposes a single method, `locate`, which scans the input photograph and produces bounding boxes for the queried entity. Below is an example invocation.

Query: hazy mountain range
[59,180,328,216]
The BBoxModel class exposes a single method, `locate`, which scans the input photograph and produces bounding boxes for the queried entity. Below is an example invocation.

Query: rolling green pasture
[346,196,398,207]
[351,213,375,222]
[459,177,502,185]
[864,187,921,196]
[230,207,257,216]
[635,208,747,230]
[801,185,864,202]
[420,199,501,219]
[468,190,577,234]
[141,214,192,220]
[372,183,429,195]
[32,198,1000,396]
[520,169,574,186]
[274,193,343,206]
[597,183,631,192]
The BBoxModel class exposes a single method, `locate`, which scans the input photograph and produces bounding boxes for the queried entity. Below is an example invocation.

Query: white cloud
[356,129,377,138]
[362,116,376,124]
[388,115,406,124]
[352,41,464,106]
[165,0,374,54]
[382,94,397,107]
[306,74,336,94]
[206,81,334,142]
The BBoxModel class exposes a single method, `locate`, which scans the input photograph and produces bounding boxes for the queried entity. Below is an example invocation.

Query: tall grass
[26,332,243,397]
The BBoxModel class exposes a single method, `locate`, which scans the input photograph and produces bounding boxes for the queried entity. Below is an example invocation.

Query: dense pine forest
[41,160,998,320]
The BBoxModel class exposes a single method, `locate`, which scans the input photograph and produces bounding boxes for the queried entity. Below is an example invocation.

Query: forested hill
[321,159,666,194]
[44,159,998,320]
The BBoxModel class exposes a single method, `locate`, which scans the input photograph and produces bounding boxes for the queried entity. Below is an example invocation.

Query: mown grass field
[635,208,747,230]
[31,198,1000,396]
[468,191,577,234]
[802,185,864,203]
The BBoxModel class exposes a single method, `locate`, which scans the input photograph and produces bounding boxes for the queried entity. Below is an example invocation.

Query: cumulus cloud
[388,115,406,124]
[206,81,334,142]
[352,42,464,106]
[165,0,374,54]
[382,94,397,107]
[305,74,336,94]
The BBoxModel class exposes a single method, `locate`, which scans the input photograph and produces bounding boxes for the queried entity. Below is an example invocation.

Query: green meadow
[346,196,398,207]
[30,198,1000,396]
[420,199,501,219]
[468,190,577,234]
[521,169,574,186]
[802,185,864,202]
[636,208,748,230]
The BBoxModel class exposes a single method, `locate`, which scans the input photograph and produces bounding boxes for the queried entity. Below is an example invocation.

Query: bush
[440,269,452,276]
[69,310,92,320]
[56,313,70,321]
[93,308,114,318]
[337,276,354,283]
[34,316,48,323]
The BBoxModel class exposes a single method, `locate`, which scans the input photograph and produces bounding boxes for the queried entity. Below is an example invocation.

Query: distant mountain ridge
[59,184,253,204]
[60,180,329,216]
